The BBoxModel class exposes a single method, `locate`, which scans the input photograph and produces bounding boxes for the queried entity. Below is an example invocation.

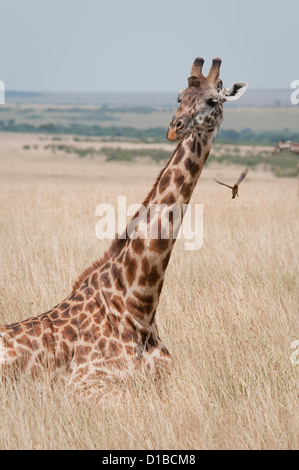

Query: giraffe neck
[103,130,216,327]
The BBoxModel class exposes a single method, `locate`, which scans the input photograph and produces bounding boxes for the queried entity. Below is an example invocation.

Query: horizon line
[5,88,291,94]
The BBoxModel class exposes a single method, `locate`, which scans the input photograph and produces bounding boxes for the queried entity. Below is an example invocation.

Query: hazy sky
[1,0,298,92]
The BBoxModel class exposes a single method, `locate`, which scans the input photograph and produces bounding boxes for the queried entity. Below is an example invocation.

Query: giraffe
[272,139,299,156]
[272,139,299,195]
[0,57,248,398]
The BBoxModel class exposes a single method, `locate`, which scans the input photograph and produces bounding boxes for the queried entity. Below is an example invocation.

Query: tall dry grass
[0,137,298,449]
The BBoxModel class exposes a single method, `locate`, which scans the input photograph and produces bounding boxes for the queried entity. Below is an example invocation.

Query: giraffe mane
[140,141,182,208]
[72,237,127,291]
[72,259,104,291]
[72,141,182,291]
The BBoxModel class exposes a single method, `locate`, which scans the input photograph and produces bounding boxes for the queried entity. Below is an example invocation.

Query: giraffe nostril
[176,120,184,130]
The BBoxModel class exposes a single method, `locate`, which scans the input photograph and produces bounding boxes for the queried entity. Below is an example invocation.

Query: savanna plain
[0,132,298,450]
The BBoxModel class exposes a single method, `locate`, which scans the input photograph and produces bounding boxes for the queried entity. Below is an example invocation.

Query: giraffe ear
[177,89,186,103]
[220,82,249,102]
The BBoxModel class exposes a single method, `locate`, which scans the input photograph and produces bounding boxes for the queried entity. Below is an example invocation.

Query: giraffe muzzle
[167,127,178,141]
[167,119,185,141]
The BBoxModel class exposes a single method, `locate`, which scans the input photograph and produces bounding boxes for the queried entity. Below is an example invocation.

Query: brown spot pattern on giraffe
[185,158,200,177]
[173,143,185,165]
[149,238,169,254]
[160,192,176,205]
[131,238,145,254]
[124,252,138,287]
[159,169,172,194]
[174,169,185,189]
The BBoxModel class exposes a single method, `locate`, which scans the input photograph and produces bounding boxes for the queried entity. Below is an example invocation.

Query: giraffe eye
[206,98,218,108]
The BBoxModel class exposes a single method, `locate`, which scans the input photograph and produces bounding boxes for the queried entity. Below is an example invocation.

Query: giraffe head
[272,139,291,155]
[167,57,248,141]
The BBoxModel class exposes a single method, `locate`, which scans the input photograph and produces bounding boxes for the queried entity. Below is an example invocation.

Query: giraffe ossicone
[0,57,248,399]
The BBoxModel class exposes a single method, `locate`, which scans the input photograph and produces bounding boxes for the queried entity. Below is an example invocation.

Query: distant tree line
[43,143,299,177]
[217,128,299,144]
[0,120,167,139]
[45,144,171,163]
[0,119,299,144]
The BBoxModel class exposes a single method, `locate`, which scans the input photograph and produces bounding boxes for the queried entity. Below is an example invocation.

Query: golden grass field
[0,133,298,450]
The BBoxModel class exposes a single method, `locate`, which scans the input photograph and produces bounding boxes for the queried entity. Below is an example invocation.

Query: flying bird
[214,168,249,199]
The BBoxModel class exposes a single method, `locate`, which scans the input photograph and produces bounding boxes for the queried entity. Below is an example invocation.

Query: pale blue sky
[1,0,298,92]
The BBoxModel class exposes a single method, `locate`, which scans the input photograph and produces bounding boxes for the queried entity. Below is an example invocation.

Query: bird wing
[237,168,249,186]
[214,179,234,189]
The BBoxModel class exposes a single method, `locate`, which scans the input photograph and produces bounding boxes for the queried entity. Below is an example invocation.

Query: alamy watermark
[290,340,299,365]
[95,196,203,251]
[0,81,5,104]
[290,80,299,105]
